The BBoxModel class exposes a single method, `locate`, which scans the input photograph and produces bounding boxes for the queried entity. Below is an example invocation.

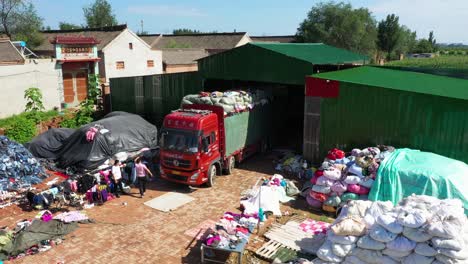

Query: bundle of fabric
[203,212,257,249]
[241,174,299,216]
[306,146,395,213]
[181,90,270,115]
[314,195,468,263]
[0,136,47,192]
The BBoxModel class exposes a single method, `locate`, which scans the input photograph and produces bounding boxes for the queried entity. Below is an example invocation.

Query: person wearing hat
[135,157,153,198]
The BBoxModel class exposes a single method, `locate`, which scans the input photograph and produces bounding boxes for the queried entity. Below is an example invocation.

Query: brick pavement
[6,155,279,264]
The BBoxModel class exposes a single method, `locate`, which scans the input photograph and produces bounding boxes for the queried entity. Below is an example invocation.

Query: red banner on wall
[305,77,340,98]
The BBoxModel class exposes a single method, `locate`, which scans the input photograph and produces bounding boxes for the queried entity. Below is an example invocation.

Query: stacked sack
[314,195,468,264]
[181,90,270,114]
[0,136,47,191]
[306,146,395,213]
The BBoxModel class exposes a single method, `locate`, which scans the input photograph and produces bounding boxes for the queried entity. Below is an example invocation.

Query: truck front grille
[166,174,187,182]
[163,157,191,168]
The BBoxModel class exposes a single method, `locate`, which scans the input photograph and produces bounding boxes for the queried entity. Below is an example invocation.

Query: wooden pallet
[255,240,284,260]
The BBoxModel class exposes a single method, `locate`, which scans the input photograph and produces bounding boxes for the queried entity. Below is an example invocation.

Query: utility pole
[141,20,144,34]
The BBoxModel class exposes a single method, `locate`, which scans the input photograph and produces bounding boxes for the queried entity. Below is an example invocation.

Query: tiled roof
[0,39,24,64]
[140,32,247,50]
[250,35,296,43]
[162,48,208,65]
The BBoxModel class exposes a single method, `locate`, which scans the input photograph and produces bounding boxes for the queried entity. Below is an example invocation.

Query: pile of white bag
[314,195,468,264]
[180,90,270,114]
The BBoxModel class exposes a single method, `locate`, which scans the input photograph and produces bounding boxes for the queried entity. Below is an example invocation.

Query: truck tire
[206,165,217,187]
[224,156,235,175]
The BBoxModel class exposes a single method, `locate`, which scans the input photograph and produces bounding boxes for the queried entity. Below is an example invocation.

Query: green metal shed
[304,66,468,163]
[198,42,369,85]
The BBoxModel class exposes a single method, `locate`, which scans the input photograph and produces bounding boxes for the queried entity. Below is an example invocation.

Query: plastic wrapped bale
[376,213,403,234]
[369,225,398,243]
[332,243,355,258]
[414,242,438,257]
[0,136,47,191]
[356,235,386,250]
[330,216,366,236]
[312,184,332,194]
[402,226,432,242]
[317,240,343,263]
[386,236,416,252]
[396,208,427,228]
[327,231,358,245]
[306,195,323,209]
[364,201,394,229]
[350,248,398,264]
[324,195,341,208]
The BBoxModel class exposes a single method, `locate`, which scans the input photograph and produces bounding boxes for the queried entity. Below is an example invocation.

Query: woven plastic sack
[346,200,372,218]
[350,248,398,264]
[435,255,460,264]
[438,248,468,260]
[357,235,385,250]
[382,248,412,258]
[323,204,336,213]
[396,209,427,228]
[347,184,370,195]
[360,178,374,189]
[344,176,363,185]
[316,176,335,187]
[402,226,432,242]
[427,217,461,239]
[364,201,394,228]
[386,236,417,252]
[431,237,464,251]
[220,97,236,105]
[377,214,403,234]
[344,256,366,264]
[323,168,342,181]
[331,181,347,194]
[311,174,319,185]
[414,242,438,257]
[310,191,328,202]
[324,195,341,207]
[402,253,434,264]
[317,240,343,263]
[348,164,363,177]
[370,225,397,243]
[331,243,355,258]
[341,193,359,202]
[331,216,366,236]
[312,185,331,194]
[306,195,323,208]
[328,231,358,245]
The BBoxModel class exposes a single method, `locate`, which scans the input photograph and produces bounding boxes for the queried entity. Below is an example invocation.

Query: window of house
[147,60,154,68]
[116,61,125,70]
[129,43,133,50]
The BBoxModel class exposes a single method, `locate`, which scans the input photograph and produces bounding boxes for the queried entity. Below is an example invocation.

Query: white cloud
[128,5,206,17]
[368,0,468,43]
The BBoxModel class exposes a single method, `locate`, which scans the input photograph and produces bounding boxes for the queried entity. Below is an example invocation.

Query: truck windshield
[161,129,199,153]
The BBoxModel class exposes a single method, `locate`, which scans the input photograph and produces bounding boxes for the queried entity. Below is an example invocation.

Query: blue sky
[32,0,468,43]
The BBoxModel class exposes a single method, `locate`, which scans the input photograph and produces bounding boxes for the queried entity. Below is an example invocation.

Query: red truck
[159,103,271,186]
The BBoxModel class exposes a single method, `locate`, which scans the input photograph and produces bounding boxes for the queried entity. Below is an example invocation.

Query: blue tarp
[369,148,468,214]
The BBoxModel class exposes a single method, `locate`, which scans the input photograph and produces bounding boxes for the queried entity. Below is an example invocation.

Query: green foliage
[1,1,44,47]
[24,87,45,112]
[394,26,417,56]
[83,0,117,28]
[386,55,468,69]
[172,28,201,35]
[414,39,434,53]
[165,39,192,48]
[4,116,36,144]
[296,2,377,56]
[59,22,81,30]
[429,31,436,49]
[377,14,401,59]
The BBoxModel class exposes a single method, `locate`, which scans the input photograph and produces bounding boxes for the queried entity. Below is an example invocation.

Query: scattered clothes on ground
[54,211,88,223]
[0,136,47,192]
[314,195,468,263]
[204,212,257,250]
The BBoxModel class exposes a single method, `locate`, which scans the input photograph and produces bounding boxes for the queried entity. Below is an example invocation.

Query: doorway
[62,71,88,106]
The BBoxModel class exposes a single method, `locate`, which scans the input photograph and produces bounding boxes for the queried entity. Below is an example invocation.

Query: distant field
[385,55,468,69]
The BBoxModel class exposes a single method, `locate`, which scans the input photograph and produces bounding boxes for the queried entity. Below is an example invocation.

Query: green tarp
[369,148,468,214]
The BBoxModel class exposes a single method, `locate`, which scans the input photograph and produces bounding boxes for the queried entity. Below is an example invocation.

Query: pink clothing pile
[299,219,330,235]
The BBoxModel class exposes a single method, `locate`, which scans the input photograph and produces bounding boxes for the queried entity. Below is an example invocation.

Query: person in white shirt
[111,160,124,198]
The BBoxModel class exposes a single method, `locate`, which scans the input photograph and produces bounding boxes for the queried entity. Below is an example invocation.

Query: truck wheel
[206,165,217,187]
[225,156,235,175]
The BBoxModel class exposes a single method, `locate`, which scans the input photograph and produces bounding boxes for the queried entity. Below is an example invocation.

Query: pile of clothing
[0,136,47,192]
[314,195,468,263]
[240,174,300,217]
[275,151,308,176]
[305,146,395,213]
[204,212,257,249]
[0,209,90,261]
[181,90,270,115]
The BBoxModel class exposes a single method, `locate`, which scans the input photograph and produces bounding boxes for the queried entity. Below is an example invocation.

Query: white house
[35,25,163,85]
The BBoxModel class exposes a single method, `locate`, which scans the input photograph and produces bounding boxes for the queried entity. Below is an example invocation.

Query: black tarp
[25,128,75,159]
[27,112,158,171]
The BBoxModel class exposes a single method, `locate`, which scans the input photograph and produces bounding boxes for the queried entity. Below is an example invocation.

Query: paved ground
[1,154,318,264]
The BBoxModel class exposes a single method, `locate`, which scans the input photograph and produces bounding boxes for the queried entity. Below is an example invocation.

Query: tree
[83,0,117,28]
[394,26,417,56]
[414,39,433,53]
[296,2,377,56]
[428,31,437,51]
[377,14,401,59]
[0,1,43,47]
[173,28,201,35]
[59,22,81,30]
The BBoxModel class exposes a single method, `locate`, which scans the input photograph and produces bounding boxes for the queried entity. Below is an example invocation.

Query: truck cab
[159,108,221,186]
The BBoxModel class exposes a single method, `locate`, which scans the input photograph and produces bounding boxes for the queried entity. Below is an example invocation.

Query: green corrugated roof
[250,42,368,65]
[313,66,468,100]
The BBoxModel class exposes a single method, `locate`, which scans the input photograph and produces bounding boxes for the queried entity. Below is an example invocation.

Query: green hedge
[0,110,59,143]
